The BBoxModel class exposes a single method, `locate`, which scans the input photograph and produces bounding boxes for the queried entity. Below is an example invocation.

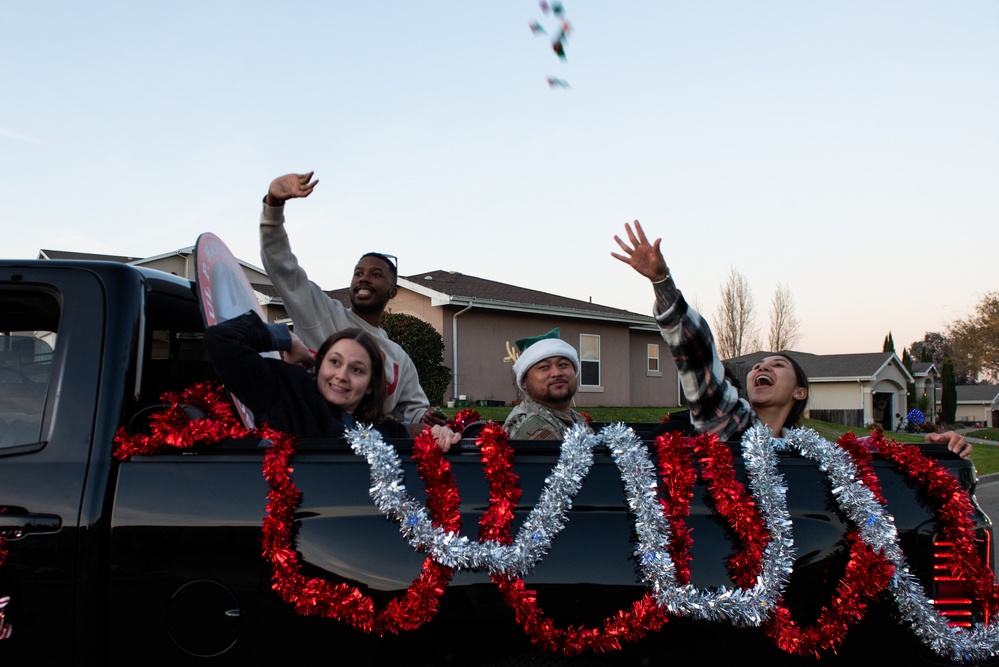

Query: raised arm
[203,310,300,415]
[611,220,752,440]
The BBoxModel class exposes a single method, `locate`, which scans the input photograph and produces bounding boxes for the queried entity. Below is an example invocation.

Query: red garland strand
[114,383,460,635]
[682,432,771,588]
[653,431,696,583]
[765,530,894,657]
[447,408,481,433]
[476,422,670,655]
[762,432,897,657]
[834,432,887,504]
[861,431,999,617]
[261,427,459,634]
[113,381,245,460]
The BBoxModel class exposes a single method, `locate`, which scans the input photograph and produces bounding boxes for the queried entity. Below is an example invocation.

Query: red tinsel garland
[480,422,670,655]
[653,431,698,583]
[761,432,898,657]
[681,432,770,588]
[765,530,894,657]
[261,427,459,634]
[114,382,459,635]
[113,381,245,460]
[447,408,481,433]
[861,431,999,617]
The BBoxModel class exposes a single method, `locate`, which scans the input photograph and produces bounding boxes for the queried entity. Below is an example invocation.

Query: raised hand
[925,430,973,459]
[611,220,670,282]
[281,332,315,368]
[266,172,319,206]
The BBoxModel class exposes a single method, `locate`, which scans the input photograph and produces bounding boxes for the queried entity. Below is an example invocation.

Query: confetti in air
[531,1,572,88]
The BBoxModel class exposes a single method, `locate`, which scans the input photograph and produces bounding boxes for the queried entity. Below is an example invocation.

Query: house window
[647,343,660,375]
[579,334,600,387]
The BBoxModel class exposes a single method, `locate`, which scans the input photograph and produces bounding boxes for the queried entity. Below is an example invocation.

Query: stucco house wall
[954,385,999,427]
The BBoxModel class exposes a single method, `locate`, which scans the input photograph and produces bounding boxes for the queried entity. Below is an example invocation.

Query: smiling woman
[612,220,974,459]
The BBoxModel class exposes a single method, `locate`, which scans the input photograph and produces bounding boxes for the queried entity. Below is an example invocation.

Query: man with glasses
[259,171,448,433]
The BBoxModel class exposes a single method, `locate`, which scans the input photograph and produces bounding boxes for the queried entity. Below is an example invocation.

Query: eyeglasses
[360,252,398,273]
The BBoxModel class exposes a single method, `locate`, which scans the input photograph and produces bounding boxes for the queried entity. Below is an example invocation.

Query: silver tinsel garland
[348,424,595,576]
[604,422,794,626]
[347,422,999,662]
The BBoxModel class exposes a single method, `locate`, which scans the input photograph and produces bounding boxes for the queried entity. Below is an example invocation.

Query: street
[976,473,999,526]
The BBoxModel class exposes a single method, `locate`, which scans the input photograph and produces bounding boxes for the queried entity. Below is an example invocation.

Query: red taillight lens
[930,531,992,627]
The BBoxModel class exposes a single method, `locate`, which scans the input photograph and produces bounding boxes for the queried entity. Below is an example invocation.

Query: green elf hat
[512,328,580,389]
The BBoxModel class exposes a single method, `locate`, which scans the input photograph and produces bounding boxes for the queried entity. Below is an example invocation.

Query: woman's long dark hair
[313,328,387,424]
[776,352,809,429]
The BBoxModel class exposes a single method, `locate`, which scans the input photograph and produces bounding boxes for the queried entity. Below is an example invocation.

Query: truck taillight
[931,531,992,628]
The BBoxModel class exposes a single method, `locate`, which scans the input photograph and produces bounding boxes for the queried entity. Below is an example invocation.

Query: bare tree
[767,282,802,352]
[712,265,760,359]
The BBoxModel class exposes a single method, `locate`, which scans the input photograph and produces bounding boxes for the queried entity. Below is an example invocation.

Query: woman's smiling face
[316,338,373,415]
[746,355,806,411]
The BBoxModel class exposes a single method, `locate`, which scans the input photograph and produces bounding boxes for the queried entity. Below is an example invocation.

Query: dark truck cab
[0,260,995,666]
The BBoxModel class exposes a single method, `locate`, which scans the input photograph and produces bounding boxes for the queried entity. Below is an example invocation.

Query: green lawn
[966,427,999,441]
[441,406,999,475]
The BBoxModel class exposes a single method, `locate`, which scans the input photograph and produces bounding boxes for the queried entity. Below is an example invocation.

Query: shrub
[381,312,451,406]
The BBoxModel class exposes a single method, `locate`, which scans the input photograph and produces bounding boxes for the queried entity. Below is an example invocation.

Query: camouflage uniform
[503,396,591,440]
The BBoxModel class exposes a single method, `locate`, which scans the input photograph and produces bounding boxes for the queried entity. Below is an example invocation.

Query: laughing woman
[611,220,971,458]
[204,310,459,450]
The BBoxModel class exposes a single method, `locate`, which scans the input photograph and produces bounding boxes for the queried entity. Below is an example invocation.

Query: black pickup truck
[1,259,996,666]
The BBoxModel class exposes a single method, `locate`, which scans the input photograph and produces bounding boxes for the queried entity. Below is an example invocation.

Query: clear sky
[3,1,996,355]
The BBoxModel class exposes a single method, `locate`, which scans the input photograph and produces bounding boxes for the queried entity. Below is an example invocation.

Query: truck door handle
[0,511,62,539]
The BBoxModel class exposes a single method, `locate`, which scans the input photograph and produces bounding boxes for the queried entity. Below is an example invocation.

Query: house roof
[955,385,999,405]
[910,361,937,377]
[393,270,656,326]
[724,350,914,383]
[39,246,268,281]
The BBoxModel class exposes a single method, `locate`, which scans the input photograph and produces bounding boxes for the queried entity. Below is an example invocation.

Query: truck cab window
[0,288,59,451]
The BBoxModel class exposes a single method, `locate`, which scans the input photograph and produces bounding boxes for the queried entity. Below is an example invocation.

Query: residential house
[909,362,940,420]
[38,247,272,293]
[724,350,914,430]
[330,270,679,409]
[954,385,999,428]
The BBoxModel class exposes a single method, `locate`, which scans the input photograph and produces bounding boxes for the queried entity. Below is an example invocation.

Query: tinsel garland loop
[261,426,458,634]
[103,385,999,662]
[476,421,670,655]
[349,421,595,576]
[611,423,794,626]
[112,381,245,460]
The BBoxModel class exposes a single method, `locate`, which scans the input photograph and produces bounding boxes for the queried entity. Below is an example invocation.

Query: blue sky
[3,1,996,355]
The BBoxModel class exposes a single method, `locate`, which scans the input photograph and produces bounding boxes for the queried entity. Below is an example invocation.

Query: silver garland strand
[604,422,794,626]
[348,424,595,576]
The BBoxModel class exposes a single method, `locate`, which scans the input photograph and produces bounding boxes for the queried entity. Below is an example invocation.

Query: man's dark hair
[359,252,398,281]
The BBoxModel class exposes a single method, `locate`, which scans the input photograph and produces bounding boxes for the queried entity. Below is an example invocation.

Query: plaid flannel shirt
[652,280,755,441]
